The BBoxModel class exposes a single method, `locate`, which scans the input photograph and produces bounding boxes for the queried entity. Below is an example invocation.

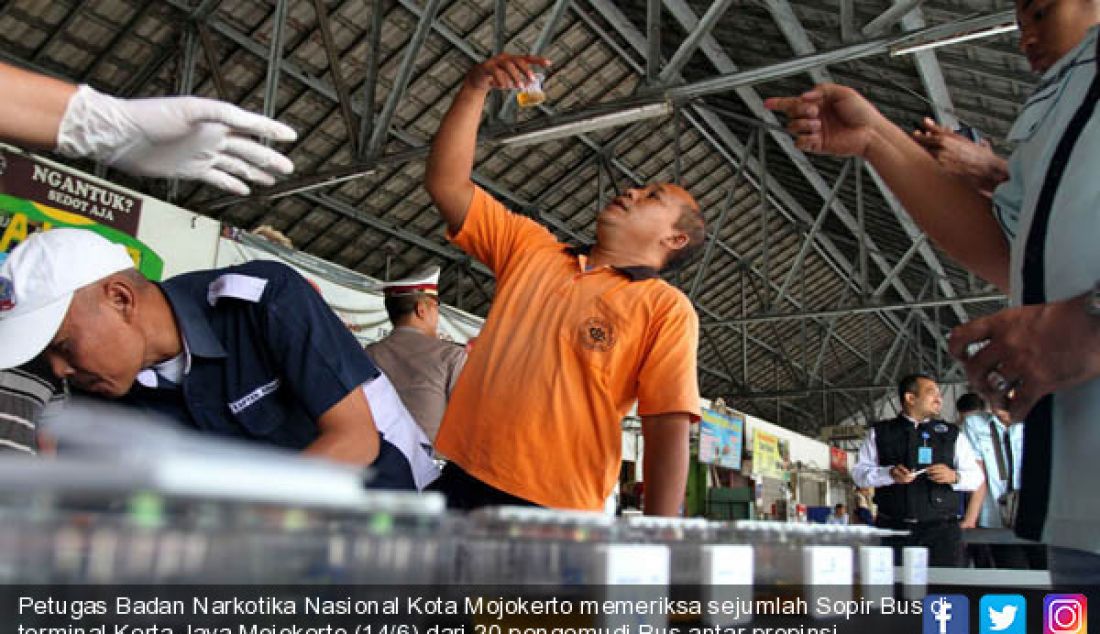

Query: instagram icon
[1045,595,1088,634]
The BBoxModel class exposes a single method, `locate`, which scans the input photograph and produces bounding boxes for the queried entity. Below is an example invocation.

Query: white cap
[0,228,136,369]
[378,266,440,297]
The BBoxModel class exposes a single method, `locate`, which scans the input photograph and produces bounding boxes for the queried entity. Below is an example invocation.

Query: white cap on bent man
[0,228,135,369]
[378,266,440,298]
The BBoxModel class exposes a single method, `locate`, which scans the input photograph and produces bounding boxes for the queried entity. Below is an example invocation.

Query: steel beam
[367,0,444,156]
[196,23,230,100]
[758,0,971,329]
[262,0,289,120]
[688,131,758,301]
[490,0,507,118]
[702,293,1003,328]
[872,234,926,298]
[730,380,967,401]
[357,0,386,158]
[777,159,851,302]
[862,0,926,38]
[839,0,856,42]
[658,0,734,84]
[657,0,940,352]
[312,0,360,156]
[169,27,200,202]
[646,0,661,83]
[188,0,224,20]
[899,10,960,129]
[298,191,492,277]
[874,309,919,381]
[663,9,1015,101]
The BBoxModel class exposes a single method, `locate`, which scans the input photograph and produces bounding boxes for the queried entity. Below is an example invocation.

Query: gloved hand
[56,85,297,195]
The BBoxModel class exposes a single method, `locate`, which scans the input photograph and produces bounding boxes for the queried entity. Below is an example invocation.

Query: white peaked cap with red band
[378,266,440,297]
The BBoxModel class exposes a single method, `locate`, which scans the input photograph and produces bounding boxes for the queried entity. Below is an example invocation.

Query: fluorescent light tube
[890,23,1018,56]
[499,102,673,147]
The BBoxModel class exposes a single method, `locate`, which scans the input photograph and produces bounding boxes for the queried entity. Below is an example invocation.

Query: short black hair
[663,203,706,271]
[956,392,986,414]
[835,503,845,511]
[383,293,427,325]
[897,372,936,406]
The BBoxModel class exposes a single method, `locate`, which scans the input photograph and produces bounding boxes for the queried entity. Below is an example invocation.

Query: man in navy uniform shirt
[0,228,436,489]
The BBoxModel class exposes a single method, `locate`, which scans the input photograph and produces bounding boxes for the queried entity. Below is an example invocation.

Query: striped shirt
[991,25,1100,554]
[0,356,62,455]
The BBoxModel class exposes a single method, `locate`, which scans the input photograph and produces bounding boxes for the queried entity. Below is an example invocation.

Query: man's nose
[46,353,75,380]
[1018,29,1036,55]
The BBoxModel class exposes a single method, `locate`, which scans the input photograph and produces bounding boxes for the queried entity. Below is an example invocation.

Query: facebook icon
[924,595,970,634]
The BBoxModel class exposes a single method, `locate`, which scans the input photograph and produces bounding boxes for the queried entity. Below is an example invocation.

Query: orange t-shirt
[435,187,702,510]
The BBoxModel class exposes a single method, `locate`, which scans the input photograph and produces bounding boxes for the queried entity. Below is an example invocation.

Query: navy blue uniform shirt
[123,260,381,451]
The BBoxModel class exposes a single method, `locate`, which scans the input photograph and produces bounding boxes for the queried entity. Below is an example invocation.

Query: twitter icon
[981,595,1027,634]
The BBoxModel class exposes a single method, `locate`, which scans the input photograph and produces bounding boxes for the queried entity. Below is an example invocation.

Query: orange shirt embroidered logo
[581,317,616,351]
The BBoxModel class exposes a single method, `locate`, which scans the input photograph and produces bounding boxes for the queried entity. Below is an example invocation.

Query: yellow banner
[753,429,783,478]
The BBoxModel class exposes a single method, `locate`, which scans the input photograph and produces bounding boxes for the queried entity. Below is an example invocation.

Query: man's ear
[662,230,689,253]
[103,276,138,323]
[415,297,430,320]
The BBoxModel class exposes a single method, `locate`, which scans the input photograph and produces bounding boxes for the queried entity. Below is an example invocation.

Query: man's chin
[77,379,130,398]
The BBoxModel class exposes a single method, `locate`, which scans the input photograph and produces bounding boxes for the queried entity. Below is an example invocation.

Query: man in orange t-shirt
[425,53,705,516]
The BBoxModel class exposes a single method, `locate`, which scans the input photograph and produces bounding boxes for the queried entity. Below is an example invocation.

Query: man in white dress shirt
[853,373,984,566]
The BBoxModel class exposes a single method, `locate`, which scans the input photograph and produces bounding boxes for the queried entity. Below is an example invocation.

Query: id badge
[917,446,933,465]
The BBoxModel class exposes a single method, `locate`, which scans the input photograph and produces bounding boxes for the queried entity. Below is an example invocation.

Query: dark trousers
[429,462,539,510]
[877,517,962,567]
[364,436,416,490]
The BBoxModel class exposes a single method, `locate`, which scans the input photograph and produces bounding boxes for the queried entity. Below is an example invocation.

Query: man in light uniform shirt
[767,0,1100,583]
[366,267,467,446]
[962,407,1044,569]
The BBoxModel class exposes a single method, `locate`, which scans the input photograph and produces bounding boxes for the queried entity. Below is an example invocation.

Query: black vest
[872,416,960,522]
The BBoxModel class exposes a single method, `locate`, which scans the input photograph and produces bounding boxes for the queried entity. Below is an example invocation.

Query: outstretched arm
[425,54,550,234]
[0,61,297,195]
[0,63,76,149]
[766,84,1009,291]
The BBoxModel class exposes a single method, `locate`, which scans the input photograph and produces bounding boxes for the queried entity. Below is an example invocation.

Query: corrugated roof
[0,0,1026,433]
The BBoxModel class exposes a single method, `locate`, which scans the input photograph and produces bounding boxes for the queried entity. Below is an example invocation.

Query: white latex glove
[56,85,297,195]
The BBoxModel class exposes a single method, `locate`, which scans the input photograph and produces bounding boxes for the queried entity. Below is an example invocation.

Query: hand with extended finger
[948,294,1100,420]
[465,53,553,93]
[764,83,887,157]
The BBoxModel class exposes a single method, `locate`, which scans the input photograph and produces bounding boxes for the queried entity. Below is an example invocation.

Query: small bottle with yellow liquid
[516,72,546,108]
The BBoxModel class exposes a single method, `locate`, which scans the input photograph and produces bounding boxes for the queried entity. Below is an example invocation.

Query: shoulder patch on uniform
[207,273,268,306]
[934,423,950,433]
